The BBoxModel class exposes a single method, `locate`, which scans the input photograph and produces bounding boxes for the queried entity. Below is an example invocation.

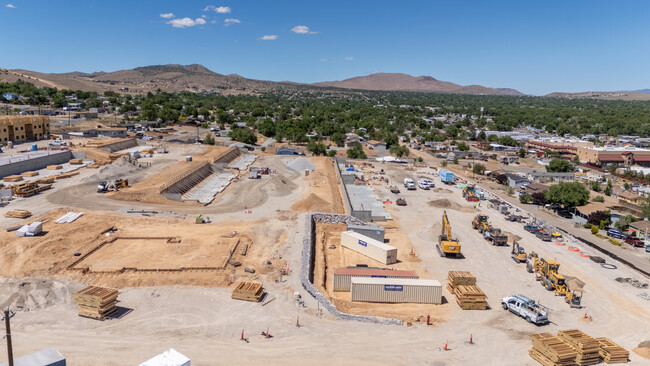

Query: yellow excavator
[438,210,462,258]
[527,256,582,308]
[472,214,491,233]
[511,241,527,263]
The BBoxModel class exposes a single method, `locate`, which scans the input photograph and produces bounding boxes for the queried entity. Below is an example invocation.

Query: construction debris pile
[16,221,43,237]
[530,330,629,365]
[55,212,84,224]
[73,286,119,320]
[231,281,264,302]
[4,209,31,218]
[447,271,488,310]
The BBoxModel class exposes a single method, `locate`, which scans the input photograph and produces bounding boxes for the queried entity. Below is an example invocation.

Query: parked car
[536,231,552,242]
[556,209,573,219]
[524,225,539,234]
[48,140,67,146]
[646,244,650,253]
[607,228,625,239]
[418,179,430,190]
[625,236,645,248]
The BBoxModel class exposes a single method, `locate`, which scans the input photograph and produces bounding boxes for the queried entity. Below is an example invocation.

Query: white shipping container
[340,231,397,265]
[333,267,419,291]
[350,277,442,304]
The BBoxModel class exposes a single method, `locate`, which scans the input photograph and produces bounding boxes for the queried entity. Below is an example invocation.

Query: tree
[498,136,517,146]
[615,214,637,230]
[477,130,486,141]
[389,145,410,158]
[228,127,258,145]
[641,196,650,219]
[519,193,533,204]
[441,160,448,167]
[590,181,601,192]
[457,142,470,151]
[572,155,580,165]
[532,192,547,205]
[519,148,526,158]
[546,159,573,173]
[604,185,612,196]
[591,225,599,235]
[496,174,508,186]
[592,195,604,202]
[307,140,327,156]
[347,142,367,159]
[452,157,459,164]
[624,182,631,190]
[331,132,345,147]
[472,163,486,175]
[506,186,515,196]
[203,132,215,145]
[327,150,337,157]
[545,181,590,208]
[587,210,610,227]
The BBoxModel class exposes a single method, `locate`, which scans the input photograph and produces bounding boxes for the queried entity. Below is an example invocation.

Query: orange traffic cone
[469,334,474,344]
[296,316,300,327]
[241,330,244,341]
[584,312,588,319]
[266,327,269,338]
[444,340,448,351]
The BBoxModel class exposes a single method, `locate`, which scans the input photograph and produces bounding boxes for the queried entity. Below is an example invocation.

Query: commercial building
[340,231,397,264]
[577,146,650,167]
[350,277,442,304]
[333,267,418,291]
[0,115,50,143]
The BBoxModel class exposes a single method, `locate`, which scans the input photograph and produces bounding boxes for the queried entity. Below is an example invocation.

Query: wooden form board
[231,281,264,302]
[530,332,577,365]
[557,329,601,366]
[73,286,120,320]
[448,282,488,310]
[596,338,629,364]
[447,271,476,286]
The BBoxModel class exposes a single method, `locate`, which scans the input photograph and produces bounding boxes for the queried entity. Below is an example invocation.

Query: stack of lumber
[3,175,23,182]
[20,171,39,177]
[35,177,55,184]
[11,182,52,197]
[231,281,264,302]
[4,210,31,218]
[46,165,63,170]
[446,270,476,292]
[69,159,83,165]
[557,329,601,366]
[529,332,578,366]
[596,338,629,364]
[453,285,488,310]
[73,286,119,320]
[54,171,79,180]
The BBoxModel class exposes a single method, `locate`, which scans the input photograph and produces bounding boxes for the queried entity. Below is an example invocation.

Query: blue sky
[1,1,649,95]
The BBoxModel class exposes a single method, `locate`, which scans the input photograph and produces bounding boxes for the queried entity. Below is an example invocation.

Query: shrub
[519,193,533,204]
[609,238,622,246]
[591,225,599,235]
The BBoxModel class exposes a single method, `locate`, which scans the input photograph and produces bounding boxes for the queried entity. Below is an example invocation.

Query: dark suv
[536,231,552,242]
[524,225,539,234]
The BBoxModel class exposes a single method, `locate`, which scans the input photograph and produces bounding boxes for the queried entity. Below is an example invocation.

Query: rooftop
[334,267,418,277]
[350,277,441,287]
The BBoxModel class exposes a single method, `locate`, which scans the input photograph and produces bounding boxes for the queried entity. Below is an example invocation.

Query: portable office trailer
[340,231,397,264]
[333,267,419,291]
[346,224,385,243]
[439,169,455,184]
[350,277,442,304]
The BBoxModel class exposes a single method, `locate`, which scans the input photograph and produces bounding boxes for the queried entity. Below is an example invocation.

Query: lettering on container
[384,285,403,291]
[358,239,367,247]
[371,275,387,278]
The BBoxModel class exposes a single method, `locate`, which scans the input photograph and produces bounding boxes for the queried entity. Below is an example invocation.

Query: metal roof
[351,277,441,287]
[0,347,65,366]
[334,267,418,277]
[343,231,396,251]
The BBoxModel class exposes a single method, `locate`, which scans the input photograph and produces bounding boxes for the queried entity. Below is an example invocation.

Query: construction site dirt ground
[1,151,649,365]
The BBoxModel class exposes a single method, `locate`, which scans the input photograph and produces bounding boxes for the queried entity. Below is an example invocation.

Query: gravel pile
[287,157,316,172]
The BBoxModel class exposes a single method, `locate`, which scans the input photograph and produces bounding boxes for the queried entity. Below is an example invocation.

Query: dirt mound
[84,155,140,181]
[263,174,297,196]
[0,277,80,311]
[634,340,650,360]
[565,276,585,291]
[502,231,522,242]
[291,193,331,212]
[433,188,452,193]
[428,199,464,211]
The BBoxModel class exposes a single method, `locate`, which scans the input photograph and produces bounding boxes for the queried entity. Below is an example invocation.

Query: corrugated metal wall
[340,231,397,264]
[333,274,419,292]
[350,281,442,304]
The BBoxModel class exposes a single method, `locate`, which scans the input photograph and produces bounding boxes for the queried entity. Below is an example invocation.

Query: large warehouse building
[0,115,50,143]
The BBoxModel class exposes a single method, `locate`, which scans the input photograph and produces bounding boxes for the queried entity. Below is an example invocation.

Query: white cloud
[6,3,16,8]
[224,18,240,26]
[291,25,317,34]
[260,35,278,41]
[345,57,354,61]
[167,17,206,28]
[204,5,231,13]
[160,13,174,18]
[320,59,328,62]
[201,14,207,18]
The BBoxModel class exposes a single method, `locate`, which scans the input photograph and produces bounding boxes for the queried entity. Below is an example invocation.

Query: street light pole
[3,307,14,366]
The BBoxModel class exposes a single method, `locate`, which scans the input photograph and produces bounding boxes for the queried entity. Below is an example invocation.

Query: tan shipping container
[340,231,397,265]
[350,277,442,304]
[333,267,419,292]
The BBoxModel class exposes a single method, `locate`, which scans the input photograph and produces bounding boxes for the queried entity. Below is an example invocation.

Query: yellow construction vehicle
[463,184,479,202]
[97,178,129,193]
[511,241,527,263]
[438,210,462,258]
[527,256,582,308]
[472,214,491,233]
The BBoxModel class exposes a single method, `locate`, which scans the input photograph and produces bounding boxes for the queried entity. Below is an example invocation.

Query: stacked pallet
[529,332,578,366]
[11,182,52,197]
[46,165,63,170]
[69,159,83,165]
[596,338,629,364]
[3,175,23,182]
[557,329,601,366]
[73,286,119,320]
[446,270,475,293]
[4,210,31,218]
[20,171,39,177]
[453,285,488,310]
[54,171,79,180]
[231,281,264,302]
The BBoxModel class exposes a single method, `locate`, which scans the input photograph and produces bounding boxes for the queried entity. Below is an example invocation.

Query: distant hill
[544,91,650,101]
[313,73,524,96]
[631,89,650,94]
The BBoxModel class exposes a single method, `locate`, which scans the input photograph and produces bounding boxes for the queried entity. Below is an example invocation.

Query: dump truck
[511,242,527,263]
[438,210,461,258]
[484,227,508,246]
[97,178,128,193]
[439,169,454,185]
[501,295,549,325]
[527,256,583,307]
[472,214,490,233]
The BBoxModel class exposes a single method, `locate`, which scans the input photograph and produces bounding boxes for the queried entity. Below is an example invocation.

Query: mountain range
[1,64,649,100]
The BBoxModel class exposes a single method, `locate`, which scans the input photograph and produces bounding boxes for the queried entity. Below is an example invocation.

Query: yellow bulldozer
[527,256,582,308]
[472,214,491,233]
[438,210,462,258]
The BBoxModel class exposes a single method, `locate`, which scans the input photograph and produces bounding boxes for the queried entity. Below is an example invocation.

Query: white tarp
[139,348,190,366]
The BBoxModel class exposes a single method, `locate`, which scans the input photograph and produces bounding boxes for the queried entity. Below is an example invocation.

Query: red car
[625,236,645,248]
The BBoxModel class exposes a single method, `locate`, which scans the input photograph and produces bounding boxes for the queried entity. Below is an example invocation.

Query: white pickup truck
[501,295,549,325]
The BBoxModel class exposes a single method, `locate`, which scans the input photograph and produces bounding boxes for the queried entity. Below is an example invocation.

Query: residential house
[366,140,387,150]
[505,173,532,189]
[525,183,550,195]
[527,172,575,183]
[614,190,645,217]
[629,220,650,240]
[574,201,610,226]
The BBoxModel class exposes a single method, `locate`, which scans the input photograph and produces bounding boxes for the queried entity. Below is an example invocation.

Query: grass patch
[608,238,622,246]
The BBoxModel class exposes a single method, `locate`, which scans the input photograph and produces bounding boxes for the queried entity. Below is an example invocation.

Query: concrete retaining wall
[333,158,353,215]
[0,150,73,178]
[98,138,139,153]
[213,147,241,168]
[300,212,403,326]
[160,162,215,201]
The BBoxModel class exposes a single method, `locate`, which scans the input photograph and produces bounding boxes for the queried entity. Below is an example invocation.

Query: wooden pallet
[531,333,577,364]
[73,286,119,307]
[447,271,476,286]
[453,284,488,310]
[596,338,629,364]
[69,159,83,165]
[3,175,23,182]
[557,329,601,366]
[529,348,575,366]
[20,171,39,177]
[46,165,63,170]
[231,281,264,302]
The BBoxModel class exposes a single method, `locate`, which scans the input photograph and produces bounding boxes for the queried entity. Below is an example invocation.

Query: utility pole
[3,306,14,366]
